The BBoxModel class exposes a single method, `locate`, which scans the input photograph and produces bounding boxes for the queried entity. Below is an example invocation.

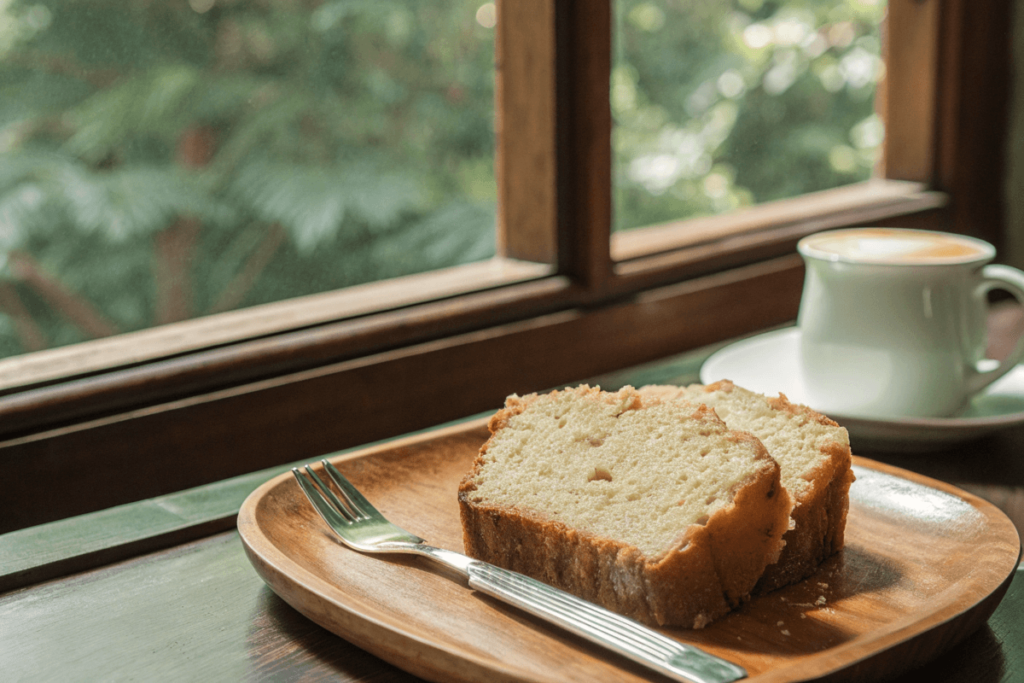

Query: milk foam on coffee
[800,228,992,264]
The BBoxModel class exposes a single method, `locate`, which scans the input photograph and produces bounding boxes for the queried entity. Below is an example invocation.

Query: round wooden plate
[238,419,1021,683]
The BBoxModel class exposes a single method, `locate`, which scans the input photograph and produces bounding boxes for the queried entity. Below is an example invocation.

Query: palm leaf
[55,164,236,241]
[229,160,423,253]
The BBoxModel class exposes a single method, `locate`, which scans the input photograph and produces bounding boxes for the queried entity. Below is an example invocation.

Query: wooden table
[2,333,1022,682]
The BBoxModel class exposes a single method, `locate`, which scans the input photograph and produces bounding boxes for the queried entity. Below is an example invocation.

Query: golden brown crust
[752,395,853,592]
[766,391,842,428]
[459,385,792,628]
[755,439,854,592]
[640,381,855,593]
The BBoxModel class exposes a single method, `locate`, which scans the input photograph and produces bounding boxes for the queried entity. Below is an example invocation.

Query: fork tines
[294,460,370,523]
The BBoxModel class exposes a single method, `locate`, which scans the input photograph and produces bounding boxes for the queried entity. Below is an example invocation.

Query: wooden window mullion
[497,0,614,294]
[881,0,941,183]
[495,0,559,265]
[556,0,614,295]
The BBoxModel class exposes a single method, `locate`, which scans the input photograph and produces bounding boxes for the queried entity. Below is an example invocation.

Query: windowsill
[612,179,949,278]
[0,257,554,395]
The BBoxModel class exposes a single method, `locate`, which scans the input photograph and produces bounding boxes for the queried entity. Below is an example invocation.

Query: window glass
[613,0,886,231]
[0,0,496,358]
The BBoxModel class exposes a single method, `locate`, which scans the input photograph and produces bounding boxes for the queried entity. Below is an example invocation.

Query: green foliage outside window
[614,0,885,230]
[0,0,498,358]
[0,0,883,361]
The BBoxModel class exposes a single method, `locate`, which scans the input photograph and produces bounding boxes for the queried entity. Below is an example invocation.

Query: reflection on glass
[613,0,886,231]
[0,0,496,358]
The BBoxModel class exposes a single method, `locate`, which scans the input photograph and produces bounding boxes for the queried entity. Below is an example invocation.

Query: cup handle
[966,264,1024,394]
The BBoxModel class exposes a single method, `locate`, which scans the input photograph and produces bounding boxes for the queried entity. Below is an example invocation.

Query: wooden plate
[238,419,1021,683]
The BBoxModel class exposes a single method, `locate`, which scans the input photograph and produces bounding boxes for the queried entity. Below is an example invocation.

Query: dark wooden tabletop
[2,322,1022,683]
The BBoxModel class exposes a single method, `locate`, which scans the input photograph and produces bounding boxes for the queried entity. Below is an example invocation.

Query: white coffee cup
[796,227,1024,419]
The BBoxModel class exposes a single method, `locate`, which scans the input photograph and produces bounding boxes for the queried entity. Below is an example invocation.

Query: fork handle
[466,561,746,683]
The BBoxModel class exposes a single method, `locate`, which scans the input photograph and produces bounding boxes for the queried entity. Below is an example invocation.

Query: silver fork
[293,459,747,683]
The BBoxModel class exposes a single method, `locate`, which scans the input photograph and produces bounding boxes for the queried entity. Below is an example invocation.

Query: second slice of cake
[641,380,854,593]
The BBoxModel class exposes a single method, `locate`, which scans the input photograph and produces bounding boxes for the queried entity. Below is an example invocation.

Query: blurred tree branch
[209,222,287,315]
[153,126,219,325]
[0,283,48,352]
[4,50,122,89]
[8,252,119,339]
[153,217,201,325]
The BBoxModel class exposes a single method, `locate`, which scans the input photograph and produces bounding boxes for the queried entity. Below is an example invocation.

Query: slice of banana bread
[641,381,854,592]
[458,384,792,628]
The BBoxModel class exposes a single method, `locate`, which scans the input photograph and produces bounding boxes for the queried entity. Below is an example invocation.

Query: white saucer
[699,327,1024,450]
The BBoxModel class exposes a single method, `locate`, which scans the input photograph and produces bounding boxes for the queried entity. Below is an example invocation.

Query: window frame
[0,0,1011,532]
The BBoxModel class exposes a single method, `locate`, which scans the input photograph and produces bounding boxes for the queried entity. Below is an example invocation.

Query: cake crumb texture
[459,384,792,627]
